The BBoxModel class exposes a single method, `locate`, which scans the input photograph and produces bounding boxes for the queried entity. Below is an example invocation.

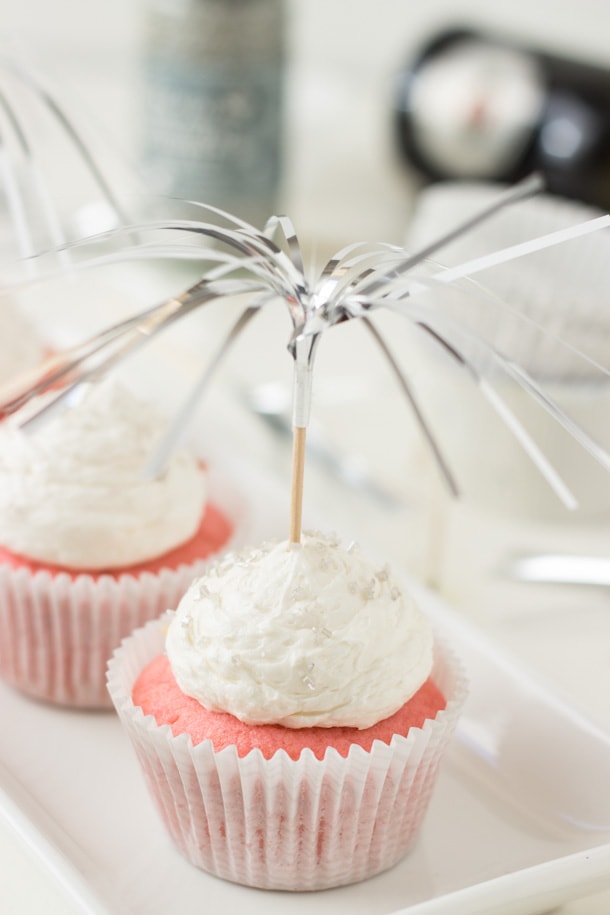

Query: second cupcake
[0,378,236,707]
[108,530,467,891]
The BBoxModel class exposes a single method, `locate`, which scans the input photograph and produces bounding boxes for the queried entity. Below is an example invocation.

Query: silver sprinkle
[362,584,376,601]
[303,675,316,691]
[376,565,390,582]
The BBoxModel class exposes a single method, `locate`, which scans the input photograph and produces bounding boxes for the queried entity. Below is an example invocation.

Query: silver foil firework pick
[1,61,610,540]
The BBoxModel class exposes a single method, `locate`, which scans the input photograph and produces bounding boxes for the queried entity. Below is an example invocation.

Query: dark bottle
[394,27,610,212]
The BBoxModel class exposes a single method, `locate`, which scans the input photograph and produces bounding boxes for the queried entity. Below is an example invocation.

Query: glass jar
[140,0,286,228]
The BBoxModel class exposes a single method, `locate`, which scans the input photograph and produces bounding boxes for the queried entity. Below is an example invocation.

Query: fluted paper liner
[0,560,217,708]
[107,614,467,891]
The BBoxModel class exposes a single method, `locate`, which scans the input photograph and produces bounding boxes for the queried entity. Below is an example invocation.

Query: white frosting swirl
[0,380,207,569]
[166,530,434,729]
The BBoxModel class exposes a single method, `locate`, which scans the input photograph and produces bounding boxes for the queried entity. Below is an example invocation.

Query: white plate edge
[390,842,610,915]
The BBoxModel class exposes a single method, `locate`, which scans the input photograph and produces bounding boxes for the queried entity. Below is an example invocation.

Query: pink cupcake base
[107,614,468,891]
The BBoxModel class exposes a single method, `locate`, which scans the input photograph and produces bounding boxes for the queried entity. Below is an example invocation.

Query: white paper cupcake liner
[107,614,467,891]
[0,559,215,709]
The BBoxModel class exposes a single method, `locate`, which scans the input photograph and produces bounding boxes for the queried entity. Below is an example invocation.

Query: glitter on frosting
[166,530,434,729]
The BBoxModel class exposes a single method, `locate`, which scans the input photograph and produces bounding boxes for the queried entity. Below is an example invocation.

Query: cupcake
[107,530,466,891]
[0,379,236,707]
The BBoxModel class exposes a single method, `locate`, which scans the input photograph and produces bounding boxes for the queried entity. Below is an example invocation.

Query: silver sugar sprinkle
[362,583,376,601]
[376,565,390,582]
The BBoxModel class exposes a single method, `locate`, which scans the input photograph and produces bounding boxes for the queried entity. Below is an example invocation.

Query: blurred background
[3,0,610,256]
[2,0,610,683]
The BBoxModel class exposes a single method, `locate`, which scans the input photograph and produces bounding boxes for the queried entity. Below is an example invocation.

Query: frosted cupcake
[0,379,235,707]
[108,530,466,891]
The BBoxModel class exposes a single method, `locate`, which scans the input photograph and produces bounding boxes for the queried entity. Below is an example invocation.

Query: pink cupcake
[107,530,467,891]
[0,379,235,707]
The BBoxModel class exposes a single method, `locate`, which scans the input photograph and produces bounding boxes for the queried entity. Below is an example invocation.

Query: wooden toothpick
[289,425,307,545]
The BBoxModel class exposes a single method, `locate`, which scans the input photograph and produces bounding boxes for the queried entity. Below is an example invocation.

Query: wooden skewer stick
[289,425,307,545]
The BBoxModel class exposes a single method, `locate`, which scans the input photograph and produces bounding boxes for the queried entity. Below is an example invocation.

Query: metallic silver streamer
[0,57,131,269]
[0,61,609,505]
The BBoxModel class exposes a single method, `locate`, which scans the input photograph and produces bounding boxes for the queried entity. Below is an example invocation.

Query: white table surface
[2,2,610,912]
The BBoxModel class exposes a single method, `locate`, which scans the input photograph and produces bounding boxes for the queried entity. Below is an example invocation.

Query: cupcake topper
[2,64,610,543]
